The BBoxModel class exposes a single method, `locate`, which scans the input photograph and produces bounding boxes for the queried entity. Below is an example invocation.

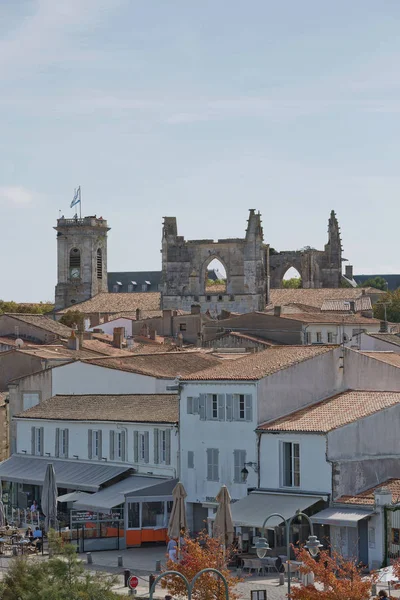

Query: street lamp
[253,510,321,596]
[241,462,259,483]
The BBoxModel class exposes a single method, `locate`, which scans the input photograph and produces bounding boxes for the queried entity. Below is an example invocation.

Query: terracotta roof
[83,350,221,378]
[0,337,37,348]
[15,394,179,423]
[336,479,400,506]
[269,288,384,310]
[56,292,161,315]
[360,351,400,368]
[280,312,381,325]
[367,333,400,348]
[16,346,100,360]
[111,310,163,320]
[1,314,72,337]
[79,339,133,357]
[259,390,400,433]
[321,297,372,312]
[228,332,277,346]
[183,346,333,381]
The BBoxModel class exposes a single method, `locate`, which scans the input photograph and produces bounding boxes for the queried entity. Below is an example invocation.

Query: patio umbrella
[41,463,58,532]
[168,482,188,555]
[0,479,5,528]
[213,485,234,548]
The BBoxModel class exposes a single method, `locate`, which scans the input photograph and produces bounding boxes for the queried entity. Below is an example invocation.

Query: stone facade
[269,210,343,288]
[161,209,269,315]
[54,216,110,310]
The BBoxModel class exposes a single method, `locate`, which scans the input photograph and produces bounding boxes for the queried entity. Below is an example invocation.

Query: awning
[311,507,374,528]
[74,476,177,512]
[57,491,92,503]
[0,455,132,493]
[228,492,324,528]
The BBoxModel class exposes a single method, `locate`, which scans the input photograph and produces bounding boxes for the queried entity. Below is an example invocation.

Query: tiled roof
[259,390,400,433]
[83,350,221,378]
[228,332,277,346]
[80,339,133,357]
[280,312,380,325]
[336,479,400,506]
[183,346,333,381]
[56,292,161,315]
[360,352,400,368]
[367,333,400,348]
[111,310,163,320]
[269,288,384,310]
[321,297,372,312]
[2,314,72,337]
[16,394,178,423]
[17,346,100,360]
[0,337,37,348]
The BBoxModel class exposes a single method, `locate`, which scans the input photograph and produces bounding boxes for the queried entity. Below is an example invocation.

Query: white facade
[359,333,400,353]
[15,417,178,478]
[301,322,381,348]
[87,318,134,337]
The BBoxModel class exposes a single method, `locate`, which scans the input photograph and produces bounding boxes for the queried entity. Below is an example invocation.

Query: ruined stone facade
[54,216,109,311]
[269,210,343,289]
[161,210,269,315]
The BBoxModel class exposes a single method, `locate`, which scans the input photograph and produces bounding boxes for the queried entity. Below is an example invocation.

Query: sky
[1,0,400,302]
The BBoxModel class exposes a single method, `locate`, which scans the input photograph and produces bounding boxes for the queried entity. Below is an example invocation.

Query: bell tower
[54,216,110,311]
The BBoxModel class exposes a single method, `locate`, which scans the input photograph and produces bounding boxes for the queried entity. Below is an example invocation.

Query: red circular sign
[128,576,139,590]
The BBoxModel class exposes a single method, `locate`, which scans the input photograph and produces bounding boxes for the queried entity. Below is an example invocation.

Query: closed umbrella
[41,463,58,532]
[213,485,234,548]
[168,482,188,557]
[0,479,5,528]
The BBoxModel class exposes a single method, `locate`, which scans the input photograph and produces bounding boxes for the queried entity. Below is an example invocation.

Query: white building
[87,317,135,337]
[359,332,400,353]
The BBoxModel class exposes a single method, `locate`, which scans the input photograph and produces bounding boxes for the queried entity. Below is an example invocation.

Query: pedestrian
[378,591,390,599]
[167,538,177,562]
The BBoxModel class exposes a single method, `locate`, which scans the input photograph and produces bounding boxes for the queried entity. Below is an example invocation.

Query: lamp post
[149,568,229,600]
[253,510,322,596]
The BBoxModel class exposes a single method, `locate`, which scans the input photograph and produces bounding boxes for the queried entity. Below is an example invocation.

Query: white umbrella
[41,463,58,532]
[213,485,234,547]
[0,479,5,528]
[168,482,188,540]
[378,566,399,583]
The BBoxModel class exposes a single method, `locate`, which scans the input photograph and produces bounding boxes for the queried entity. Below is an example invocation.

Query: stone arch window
[282,266,302,288]
[97,248,103,279]
[69,248,81,280]
[204,258,227,294]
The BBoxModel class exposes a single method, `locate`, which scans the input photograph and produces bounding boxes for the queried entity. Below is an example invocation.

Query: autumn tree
[289,547,376,600]
[161,531,242,600]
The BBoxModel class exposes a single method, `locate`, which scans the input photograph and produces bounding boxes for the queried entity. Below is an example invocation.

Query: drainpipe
[256,430,261,488]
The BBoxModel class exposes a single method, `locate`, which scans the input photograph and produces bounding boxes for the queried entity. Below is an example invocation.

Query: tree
[0,300,54,315]
[59,310,85,330]
[373,289,400,323]
[360,276,388,291]
[0,536,119,600]
[283,278,302,289]
[161,531,242,600]
[289,547,377,600]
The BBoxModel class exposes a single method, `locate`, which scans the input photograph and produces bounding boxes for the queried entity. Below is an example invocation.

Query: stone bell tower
[54,216,110,311]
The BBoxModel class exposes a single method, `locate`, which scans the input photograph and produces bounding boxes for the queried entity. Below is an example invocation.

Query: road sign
[128,576,139,590]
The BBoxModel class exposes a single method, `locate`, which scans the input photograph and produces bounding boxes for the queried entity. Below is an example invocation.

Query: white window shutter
[98,430,102,461]
[214,449,219,481]
[65,429,69,459]
[165,429,171,465]
[40,427,44,456]
[121,430,126,462]
[206,448,212,480]
[193,397,200,414]
[55,428,60,458]
[226,394,233,421]
[31,427,36,455]
[217,394,225,420]
[232,395,239,421]
[88,429,93,459]
[199,395,206,420]
[154,429,159,464]
[188,451,194,469]
[187,397,193,414]
[133,431,139,462]
[109,431,115,461]
[206,395,212,420]
[245,395,253,421]
[144,431,149,463]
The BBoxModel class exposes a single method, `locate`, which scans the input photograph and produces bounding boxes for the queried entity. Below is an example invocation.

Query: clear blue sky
[1,0,399,302]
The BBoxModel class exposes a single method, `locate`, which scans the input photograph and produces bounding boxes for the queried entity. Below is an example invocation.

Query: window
[128,502,140,528]
[316,332,322,343]
[128,284,134,292]
[239,395,245,419]
[56,428,69,458]
[69,248,81,279]
[179,323,187,331]
[159,430,166,463]
[282,442,300,487]
[154,429,170,464]
[226,394,252,421]
[116,432,123,460]
[23,393,40,411]
[134,431,149,463]
[233,449,246,483]
[93,431,99,458]
[142,501,165,527]
[96,248,102,279]
[142,284,148,292]
[206,295,211,302]
[369,526,376,548]
[188,450,194,469]
[206,448,219,481]
[304,332,311,344]
[110,430,126,461]
[204,394,224,420]
[139,433,146,461]
[327,332,333,343]
[113,284,119,293]
[88,430,101,459]
[393,529,400,545]
[31,427,43,456]
[218,295,223,301]
[187,397,200,415]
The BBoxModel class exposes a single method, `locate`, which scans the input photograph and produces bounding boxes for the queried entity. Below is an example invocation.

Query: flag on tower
[70,186,81,208]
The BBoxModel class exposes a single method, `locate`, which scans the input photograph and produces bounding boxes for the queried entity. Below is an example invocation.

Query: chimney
[380,321,388,333]
[136,308,142,321]
[113,327,124,348]
[191,304,201,315]
[345,265,353,279]
[274,305,281,317]
[67,329,80,351]
[374,487,392,507]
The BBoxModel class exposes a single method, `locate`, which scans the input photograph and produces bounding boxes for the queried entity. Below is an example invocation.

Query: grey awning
[74,476,177,512]
[227,492,324,528]
[311,507,374,528]
[57,491,92,503]
[0,455,132,492]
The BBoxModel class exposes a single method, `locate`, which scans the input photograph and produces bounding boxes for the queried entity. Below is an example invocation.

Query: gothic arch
[200,255,229,295]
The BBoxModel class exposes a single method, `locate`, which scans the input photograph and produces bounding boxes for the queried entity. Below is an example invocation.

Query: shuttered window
[134,431,149,463]
[232,395,253,421]
[188,451,194,469]
[282,442,300,488]
[88,430,102,460]
[233,449,246,483]
[31,427,44,456]
[206,448,219,481]
[55,428,69,458]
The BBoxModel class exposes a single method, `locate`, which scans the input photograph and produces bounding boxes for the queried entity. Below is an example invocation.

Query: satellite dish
[15,338,24,348]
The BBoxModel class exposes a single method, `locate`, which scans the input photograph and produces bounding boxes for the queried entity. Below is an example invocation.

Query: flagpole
[79,186,82,219]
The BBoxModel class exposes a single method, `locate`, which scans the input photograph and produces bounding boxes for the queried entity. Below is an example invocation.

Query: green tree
[283,277,302,288]
[59,310,85,330]
[373,289,400,323]
[0,300,54,314]
[0,537,119,600]
[360,276,388,291]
